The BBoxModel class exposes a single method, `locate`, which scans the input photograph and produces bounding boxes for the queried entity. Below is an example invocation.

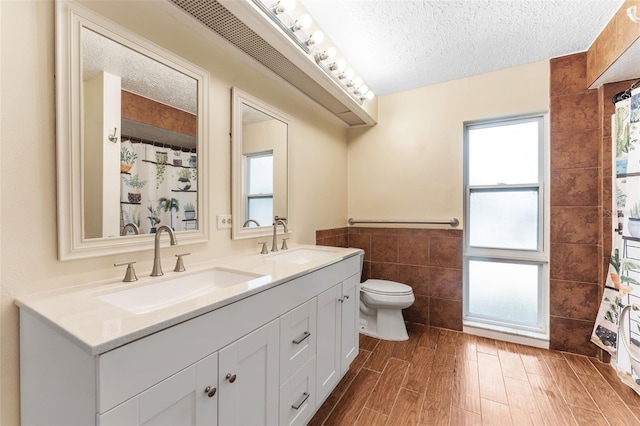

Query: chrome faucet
[121,222,140,236]
[151,225,178,277]
[243,219,261,227]
[271,216,288,252]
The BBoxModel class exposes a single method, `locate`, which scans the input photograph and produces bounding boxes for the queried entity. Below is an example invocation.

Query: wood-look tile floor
[309,323,640,426]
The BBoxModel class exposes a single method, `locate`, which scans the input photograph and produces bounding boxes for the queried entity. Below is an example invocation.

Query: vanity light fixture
[249,0,374,106]
[628,6,640,23]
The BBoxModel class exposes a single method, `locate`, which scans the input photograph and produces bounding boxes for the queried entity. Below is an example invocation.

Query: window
[464,115,548,337]
[245,151,273,226]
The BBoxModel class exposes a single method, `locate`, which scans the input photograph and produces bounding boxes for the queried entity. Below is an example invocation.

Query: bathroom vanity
[17,245,362,425]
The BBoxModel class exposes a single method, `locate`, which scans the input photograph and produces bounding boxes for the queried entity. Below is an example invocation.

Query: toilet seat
[361,279,413,296]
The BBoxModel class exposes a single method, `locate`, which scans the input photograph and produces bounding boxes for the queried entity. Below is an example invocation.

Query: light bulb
[316,47,336,61]
[291,13,312,31]
[356,84,368,96]
[365,91,374,100]
[335,59,346,72]
[273,0,295,14]
[306,30,324,46]
[298,14,311,28]
[344,68,354,79]
[353,77,362,89]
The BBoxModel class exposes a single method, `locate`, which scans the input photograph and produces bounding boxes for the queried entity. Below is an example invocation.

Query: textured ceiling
[299,0,624,96]
[82,27,197,114]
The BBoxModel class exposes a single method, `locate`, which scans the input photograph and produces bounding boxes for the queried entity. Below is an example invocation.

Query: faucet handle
[281,238,289,250]
[258,242,269,254]
[114,261,138,283]
[174,253,191,272]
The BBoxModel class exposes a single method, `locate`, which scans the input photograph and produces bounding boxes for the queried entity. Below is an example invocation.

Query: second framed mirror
[231,88,290,240]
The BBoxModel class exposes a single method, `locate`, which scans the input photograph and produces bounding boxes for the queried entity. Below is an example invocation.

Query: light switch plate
[217,214,232,229]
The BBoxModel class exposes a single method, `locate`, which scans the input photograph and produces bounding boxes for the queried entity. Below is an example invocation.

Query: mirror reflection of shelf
[141,159,195,169]
[172,189,196,193]
[120,201,141,205]
[182,218,197,230]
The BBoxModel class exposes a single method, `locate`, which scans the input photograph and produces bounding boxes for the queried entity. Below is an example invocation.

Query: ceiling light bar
[249,0,373,105]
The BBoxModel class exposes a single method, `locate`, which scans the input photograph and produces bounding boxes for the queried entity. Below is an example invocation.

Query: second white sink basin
[96,268,267,314]
[265,247,337,265]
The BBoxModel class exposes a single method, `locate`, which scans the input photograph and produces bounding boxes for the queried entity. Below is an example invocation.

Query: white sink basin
[265,248,337,265]
[96,268,266,314]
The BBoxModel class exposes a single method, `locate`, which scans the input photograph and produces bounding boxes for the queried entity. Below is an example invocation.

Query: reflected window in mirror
[232,88,290,240]
[56,1,209,260]
[246,151,274,226]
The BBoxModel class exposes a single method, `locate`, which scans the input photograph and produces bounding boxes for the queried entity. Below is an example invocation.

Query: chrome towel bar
[348,218,459,227]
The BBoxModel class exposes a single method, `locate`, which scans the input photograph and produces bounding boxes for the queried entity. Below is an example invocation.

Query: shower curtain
[592,85,640,393]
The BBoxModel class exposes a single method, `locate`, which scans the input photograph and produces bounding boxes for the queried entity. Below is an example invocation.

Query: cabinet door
[218,319,279,426]
[341,275,360,375]
[315,284,342,404]
[97,352,218,426]
[280,298,317,385]
[279,356,316,426]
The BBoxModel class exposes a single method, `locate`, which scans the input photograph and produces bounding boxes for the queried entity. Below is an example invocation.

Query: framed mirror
[56,1,209,260]
[231,88,290,240]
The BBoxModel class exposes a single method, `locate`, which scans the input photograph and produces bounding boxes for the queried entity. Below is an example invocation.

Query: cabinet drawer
[280,299,317,385]
[279,356,316,426]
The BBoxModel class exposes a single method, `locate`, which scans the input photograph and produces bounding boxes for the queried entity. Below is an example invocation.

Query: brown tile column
[550,53,601,356]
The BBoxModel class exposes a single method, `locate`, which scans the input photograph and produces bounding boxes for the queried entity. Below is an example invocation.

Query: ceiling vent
[169,0,376,126]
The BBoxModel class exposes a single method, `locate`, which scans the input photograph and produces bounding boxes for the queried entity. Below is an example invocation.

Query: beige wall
[0,1,348,424]
[347,60,550,226]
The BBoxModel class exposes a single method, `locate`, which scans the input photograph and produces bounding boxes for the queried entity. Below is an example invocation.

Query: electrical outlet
[217,214,232,229]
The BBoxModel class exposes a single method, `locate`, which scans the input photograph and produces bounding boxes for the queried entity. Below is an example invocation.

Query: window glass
[248,154,273,194]
[469,189,539,250]
[468,121,539,185]
[468,260,539,325]
[248,197,273,226]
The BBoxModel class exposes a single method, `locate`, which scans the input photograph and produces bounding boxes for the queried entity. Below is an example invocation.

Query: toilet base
[359,307,409,341]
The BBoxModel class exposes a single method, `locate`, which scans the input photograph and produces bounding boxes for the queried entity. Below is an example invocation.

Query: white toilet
[359,279,415,341]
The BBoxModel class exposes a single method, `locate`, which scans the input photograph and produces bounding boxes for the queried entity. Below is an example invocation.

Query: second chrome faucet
[271,216,288,252]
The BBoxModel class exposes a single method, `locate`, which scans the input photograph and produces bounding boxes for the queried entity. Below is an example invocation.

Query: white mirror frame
[56,1,209,260]
[231,88,291,240]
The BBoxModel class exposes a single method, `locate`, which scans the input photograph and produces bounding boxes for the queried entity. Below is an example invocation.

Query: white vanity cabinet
[19,250,362,426]
[316,274,361,404]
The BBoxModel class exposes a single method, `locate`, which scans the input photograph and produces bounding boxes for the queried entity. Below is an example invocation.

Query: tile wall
[316,227,463,331]
[549,53,602,356]
[550,53,638,356]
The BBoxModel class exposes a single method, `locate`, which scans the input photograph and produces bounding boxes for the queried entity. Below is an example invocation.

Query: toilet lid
[361,279,413,296]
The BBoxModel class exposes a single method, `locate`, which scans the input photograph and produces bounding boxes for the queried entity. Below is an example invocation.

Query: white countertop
[16,245,363,355]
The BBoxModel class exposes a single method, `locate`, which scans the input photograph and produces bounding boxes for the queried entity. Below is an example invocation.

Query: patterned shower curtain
[592,86,640,393]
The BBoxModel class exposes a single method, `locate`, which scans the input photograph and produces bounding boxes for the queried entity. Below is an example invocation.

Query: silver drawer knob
[226,373,237,383]
[204,386,217,398]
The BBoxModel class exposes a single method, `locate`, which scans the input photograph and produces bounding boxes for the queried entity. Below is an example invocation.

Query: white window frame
[463,114,550,340]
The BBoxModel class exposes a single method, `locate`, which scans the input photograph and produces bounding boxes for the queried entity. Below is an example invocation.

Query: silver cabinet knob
[226,373,237,383]
[204,386,217,398]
